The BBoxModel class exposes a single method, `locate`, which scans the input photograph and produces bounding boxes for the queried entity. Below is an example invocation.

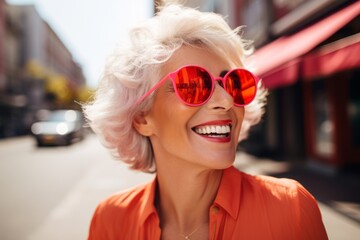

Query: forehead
[160,45,232,77]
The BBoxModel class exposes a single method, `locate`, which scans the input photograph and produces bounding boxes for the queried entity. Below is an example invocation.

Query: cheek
[150,99,196,136]
[234,108,245,135]
[237,108,245,123]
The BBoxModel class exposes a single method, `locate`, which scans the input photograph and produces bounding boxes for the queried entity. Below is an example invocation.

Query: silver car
[31,109,84,146]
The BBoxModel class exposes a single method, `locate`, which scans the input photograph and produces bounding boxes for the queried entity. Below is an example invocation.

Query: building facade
[239,0,359,170]
[0,3,86,138]
[0,0,5,92]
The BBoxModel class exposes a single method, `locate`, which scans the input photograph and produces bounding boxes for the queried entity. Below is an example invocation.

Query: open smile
[192,120,232,142]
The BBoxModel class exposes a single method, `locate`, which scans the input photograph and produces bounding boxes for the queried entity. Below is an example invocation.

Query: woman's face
[140,46,245,170]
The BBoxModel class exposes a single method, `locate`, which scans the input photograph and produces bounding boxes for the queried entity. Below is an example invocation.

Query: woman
[84,3,328,240]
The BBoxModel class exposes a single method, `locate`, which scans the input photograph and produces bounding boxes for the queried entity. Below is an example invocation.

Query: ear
[133,111,154,137]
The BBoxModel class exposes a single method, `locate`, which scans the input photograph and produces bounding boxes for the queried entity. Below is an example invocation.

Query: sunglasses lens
[175,66,212,105]
[225,69,257,106]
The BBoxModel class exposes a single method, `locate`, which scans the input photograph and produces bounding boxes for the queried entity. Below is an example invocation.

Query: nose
[206,81,234,110]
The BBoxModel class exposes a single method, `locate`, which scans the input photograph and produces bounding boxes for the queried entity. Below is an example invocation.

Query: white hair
[83,4,267,173]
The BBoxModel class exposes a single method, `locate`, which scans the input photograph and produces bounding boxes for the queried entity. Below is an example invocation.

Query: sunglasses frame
[135,65,259,107]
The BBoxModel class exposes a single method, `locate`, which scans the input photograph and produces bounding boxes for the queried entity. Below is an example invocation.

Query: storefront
[249,1,360,168]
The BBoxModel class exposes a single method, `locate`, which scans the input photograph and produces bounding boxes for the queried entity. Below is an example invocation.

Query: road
[0,134,153,240]
[0,134,359,239]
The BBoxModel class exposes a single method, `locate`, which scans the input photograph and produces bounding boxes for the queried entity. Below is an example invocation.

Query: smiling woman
[83,3,328,240]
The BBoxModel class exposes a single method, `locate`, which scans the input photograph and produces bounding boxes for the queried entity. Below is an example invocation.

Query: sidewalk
[234,151,360,239]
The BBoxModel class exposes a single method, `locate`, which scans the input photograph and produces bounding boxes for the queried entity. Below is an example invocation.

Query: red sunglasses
[135,65,259,107]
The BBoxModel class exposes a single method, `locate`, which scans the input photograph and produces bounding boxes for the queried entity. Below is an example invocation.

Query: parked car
[31,109,84,146]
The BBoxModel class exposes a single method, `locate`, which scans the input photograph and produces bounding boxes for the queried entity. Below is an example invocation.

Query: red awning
[249,1,360,89]
[303,33,360,80]
[260,59,300,89]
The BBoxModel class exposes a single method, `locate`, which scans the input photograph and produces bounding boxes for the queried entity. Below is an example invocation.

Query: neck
[155,162,223,234]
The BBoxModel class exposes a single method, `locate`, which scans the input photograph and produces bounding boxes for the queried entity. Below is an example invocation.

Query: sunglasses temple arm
[134,74,170,105]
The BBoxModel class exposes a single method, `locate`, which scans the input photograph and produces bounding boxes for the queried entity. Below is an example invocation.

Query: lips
[192,120,232,141]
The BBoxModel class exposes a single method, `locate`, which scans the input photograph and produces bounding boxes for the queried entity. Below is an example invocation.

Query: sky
[6,0,154,87]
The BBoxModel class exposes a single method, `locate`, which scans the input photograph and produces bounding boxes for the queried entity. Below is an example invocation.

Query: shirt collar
[213,166,242,220]
[139,176,158,225]
[139,166,242,224]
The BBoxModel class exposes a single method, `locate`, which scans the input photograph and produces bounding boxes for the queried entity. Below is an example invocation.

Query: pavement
[234,151,360,240]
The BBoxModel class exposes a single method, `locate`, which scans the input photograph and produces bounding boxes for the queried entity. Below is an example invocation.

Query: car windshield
[43,110,79,122]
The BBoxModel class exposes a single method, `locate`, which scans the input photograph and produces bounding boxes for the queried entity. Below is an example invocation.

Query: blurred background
[0,0,359,239]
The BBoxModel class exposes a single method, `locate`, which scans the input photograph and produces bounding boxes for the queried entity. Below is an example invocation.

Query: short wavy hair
[83,4,267,173]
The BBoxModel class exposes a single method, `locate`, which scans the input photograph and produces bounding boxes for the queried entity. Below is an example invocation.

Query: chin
[205,157,235,170]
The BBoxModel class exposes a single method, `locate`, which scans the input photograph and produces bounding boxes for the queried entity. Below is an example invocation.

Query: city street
[0,134,359,239]
[0,134,153,240]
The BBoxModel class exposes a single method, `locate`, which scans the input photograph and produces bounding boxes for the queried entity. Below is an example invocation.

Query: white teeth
[194,125,231,135]
[206,126,211,133]
[216,126,221,133]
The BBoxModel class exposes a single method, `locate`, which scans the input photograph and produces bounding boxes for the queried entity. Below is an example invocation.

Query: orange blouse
[88,166,328,240]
